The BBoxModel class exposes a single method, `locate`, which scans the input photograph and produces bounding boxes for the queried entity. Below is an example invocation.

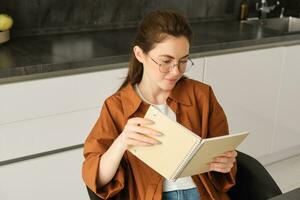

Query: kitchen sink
[242,17,300,33]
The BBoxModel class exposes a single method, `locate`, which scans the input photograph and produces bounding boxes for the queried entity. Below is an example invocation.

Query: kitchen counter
[1,19,300,84]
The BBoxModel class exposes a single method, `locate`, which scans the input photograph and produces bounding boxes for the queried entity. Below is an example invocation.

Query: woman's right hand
[118,117,162,150]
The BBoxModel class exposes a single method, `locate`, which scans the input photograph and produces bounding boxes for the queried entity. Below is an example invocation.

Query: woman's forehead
[150,35,190,58]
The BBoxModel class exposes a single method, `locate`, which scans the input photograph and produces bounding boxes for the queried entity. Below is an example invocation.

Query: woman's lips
[165,78,177,83]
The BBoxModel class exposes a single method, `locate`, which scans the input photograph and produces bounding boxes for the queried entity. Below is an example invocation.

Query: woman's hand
[118,117,162,150]
[208,150,237,173]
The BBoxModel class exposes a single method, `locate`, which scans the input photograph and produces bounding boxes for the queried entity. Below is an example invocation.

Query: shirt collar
[120,83,143,118]
[168,78,192,106]
[120,79,192,118]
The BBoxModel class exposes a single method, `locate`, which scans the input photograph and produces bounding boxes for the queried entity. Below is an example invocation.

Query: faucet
[280,7,285,18]
[256,0,280,19]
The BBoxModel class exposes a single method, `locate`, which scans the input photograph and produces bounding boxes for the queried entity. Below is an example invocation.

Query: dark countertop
[1,19,300,84]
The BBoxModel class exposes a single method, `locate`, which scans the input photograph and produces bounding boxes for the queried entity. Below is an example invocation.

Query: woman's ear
[133,45,145,63]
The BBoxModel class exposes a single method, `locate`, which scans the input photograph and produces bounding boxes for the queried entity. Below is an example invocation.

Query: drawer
[0,68,127,124]
[0,108,99,161]
[0,148,87,200]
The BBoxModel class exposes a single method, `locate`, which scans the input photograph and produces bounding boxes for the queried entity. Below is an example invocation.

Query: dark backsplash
[0,0,242,36]
[0,0,299,37]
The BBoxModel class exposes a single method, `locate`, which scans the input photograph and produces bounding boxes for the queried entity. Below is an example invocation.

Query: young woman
[82,10,237,200]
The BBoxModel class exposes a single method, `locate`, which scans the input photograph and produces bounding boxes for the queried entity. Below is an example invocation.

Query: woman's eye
[162,60,172,64]
[180,60,188,64]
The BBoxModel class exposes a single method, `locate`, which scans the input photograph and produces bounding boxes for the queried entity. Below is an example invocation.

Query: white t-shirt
[135,84,197,192]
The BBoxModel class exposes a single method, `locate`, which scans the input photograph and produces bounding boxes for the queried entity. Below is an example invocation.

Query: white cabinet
[0,68,127,124]
[203,47,284,158]
[0,108,98,161]
[0,57,205,199]
[0,149,87,200]
[185,57,204,82]
[0,59,205,200]
[0,68,127,161]
[0,58,205,163]
[272,45,300,153]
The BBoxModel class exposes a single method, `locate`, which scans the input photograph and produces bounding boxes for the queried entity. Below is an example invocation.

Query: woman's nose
[169,63,181,75]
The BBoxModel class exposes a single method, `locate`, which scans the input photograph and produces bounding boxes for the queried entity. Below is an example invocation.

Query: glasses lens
[179,60,193,73]
[159,64,171,73]
[159,59,193,73]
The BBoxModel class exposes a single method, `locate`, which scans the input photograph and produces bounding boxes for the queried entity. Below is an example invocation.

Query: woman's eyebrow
[159,54,190,59]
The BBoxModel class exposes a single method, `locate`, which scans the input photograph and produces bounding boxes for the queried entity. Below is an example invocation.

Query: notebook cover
[128,106,200,180]
[178,131,249,178]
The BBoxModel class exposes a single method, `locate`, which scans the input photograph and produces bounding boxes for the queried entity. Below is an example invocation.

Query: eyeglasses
[149,55,194,73]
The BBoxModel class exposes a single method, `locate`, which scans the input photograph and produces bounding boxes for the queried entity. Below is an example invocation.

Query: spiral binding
[170,138,202,181]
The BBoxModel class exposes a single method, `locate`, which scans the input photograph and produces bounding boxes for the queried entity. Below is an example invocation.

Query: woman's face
[136,34,190,92]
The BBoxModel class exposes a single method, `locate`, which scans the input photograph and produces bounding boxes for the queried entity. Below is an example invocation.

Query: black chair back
[228,151,282,200]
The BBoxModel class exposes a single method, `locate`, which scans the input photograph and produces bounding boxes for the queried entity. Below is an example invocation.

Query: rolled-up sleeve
[206,86,237,192]
[82,100,125,199]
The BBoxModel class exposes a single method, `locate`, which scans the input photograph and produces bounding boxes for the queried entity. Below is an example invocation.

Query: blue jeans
[162,188,200,200]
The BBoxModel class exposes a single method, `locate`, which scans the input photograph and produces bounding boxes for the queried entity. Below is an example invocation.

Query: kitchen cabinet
[203,47,284,159]
[272,45,300,153]
[0,57,204,163]
[0,149,87,200]
[0,68,127,161]
[0,108,98,161]
[0,57,205,163]
[0,58,205,200]
[185,57,205,82]
[0,68,127,125]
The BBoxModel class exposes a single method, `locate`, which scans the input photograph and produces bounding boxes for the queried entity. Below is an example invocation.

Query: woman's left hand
[208,150,237,173]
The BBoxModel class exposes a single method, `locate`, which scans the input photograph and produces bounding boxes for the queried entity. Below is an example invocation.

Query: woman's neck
[138,81,170,105]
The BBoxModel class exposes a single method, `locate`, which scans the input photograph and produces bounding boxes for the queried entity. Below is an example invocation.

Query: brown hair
[118,10,192,90]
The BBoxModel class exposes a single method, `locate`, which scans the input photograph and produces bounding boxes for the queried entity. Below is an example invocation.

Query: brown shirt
[82,78,236,200]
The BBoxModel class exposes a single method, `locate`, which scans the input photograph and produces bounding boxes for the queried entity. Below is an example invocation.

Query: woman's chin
[160,81,177,91]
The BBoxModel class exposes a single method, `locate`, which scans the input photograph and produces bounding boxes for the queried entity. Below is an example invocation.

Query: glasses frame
[149,55,194,73]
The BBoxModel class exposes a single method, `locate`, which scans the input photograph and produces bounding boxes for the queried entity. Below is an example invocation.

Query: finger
[209,162,233,173]
[221,150,237,158]
[122,134,153,146]
[125,138,154,146]
[211,166,231,173]
[129,124,162,137]
[209,162,227,170]
[127,132,161,145]
[127,117,154,126]
[213,156,228,163]
[213,156,235,164]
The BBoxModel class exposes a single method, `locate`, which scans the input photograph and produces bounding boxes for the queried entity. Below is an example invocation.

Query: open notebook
[128,105,249,181]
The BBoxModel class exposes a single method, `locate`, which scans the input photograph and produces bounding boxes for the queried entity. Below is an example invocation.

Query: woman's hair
[118,10,193,90]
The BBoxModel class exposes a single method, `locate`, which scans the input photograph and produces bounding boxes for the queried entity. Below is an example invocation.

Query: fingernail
[146,119,155,124]
[156,132,163,136]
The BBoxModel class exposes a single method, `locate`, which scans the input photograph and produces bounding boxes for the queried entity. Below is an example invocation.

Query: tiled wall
[1,0,299,36]
[0,0,242,35]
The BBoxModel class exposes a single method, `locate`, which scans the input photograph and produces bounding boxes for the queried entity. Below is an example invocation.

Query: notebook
[128,105,249,181]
